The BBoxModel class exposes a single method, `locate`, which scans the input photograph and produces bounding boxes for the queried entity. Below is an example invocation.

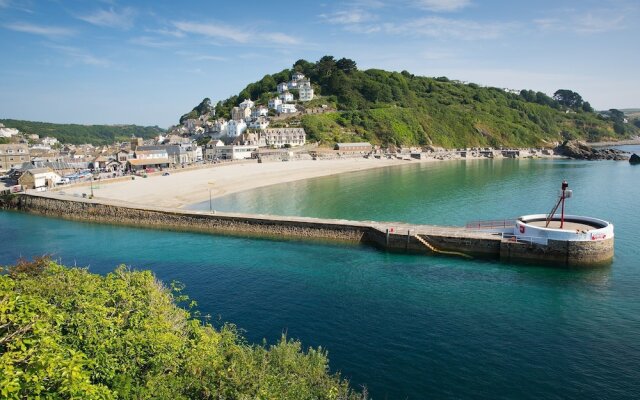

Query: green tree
[553,89,584,109]
[0,258,364,399]
[582,101,594,113]
[336,58,358,73]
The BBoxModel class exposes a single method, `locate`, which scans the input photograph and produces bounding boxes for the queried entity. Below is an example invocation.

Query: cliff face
[555,140,629,160]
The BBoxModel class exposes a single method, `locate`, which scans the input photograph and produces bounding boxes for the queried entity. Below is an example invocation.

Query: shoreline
[588,138,640,147]
[51,154,558,209]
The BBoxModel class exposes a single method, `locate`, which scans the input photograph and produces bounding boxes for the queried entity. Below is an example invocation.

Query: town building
[128,149,169,171]
[41,137,59,147]
[0,143,30,172]
[277,103,297,114]
[207,145,258,160]
[335,142,373,152]
[277,82,289,93]
[231,106,251,121]
[210,119,229,137]
[299,79,314,101]
[262,128,306,148]
[18,167,61,189]
[268,98,282,110]
[136,144,200,165]
[0,124,19,138]
[292,72,305,82]
[239,99,255,109]
[204,140,225,161]
[227,119,248,138]
[251,106,269,119]
[279,91,294,103]
[248,117,270,130]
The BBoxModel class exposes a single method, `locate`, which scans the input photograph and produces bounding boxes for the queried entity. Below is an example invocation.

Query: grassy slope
[212,58,636,148]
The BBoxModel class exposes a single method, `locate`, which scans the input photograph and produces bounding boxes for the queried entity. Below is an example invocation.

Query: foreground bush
[0,258,364,399]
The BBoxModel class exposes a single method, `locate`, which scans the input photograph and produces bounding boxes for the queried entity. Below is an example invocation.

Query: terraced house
[0,143,30,172]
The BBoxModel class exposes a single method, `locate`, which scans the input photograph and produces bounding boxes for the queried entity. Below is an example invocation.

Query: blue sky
[1,0,638,128]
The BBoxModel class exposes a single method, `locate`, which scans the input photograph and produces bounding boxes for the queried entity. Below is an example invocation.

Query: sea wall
[6,194,614,267]
[365,228,502,258]
[13,195,368,243]
[500,238,614,267]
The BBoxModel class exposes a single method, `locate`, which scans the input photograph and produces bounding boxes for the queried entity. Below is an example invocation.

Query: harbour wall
[3,194,614,267]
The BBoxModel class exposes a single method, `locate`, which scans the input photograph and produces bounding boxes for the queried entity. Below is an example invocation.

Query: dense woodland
[0,119,163,146]
[0,258,363,399]
[206,56,639,148]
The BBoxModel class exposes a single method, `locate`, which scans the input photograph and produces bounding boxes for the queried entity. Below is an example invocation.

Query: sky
[0,0,638,128]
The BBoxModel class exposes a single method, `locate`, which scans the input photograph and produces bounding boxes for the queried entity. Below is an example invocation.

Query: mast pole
[560,180,568,229]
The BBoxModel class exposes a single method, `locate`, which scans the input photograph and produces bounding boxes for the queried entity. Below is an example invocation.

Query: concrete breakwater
[4,194,613,267]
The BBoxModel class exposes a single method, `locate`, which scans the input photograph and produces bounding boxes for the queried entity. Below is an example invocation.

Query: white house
[0,125,20,138]
[227,119,247,137]
[268,98,282,110]
[212,119,228,136]
[262,128,306,148]
[239,99,255,109]
[204,140,224,161]
[279,91,294,103]
[277,82,289,93]
[277,103,297,114]
[292,72,305,82]
[18,167,62,189]
[299,79,314,101]
[207,145,257,160]
[287,80,298,90]
[248,117,270,130]
[251,106,269,119]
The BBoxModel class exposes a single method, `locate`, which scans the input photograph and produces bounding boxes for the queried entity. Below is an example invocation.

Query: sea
[2,148,640,399]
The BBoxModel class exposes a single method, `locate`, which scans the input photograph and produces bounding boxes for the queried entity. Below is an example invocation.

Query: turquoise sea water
[2,157,640,399]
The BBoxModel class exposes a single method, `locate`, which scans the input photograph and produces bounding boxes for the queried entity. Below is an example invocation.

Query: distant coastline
[588,137,640,147]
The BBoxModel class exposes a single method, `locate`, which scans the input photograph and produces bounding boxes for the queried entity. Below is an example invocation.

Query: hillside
[206,56,638,148]
[0,257,362,399]
[0,119,163,145]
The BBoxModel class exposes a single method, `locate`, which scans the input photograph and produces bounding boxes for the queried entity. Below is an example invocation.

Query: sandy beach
[56,158,422,209]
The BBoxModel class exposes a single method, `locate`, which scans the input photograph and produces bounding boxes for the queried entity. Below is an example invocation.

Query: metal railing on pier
[465,219,516,230]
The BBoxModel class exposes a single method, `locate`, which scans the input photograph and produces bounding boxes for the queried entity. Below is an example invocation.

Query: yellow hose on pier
[414,234,473,259]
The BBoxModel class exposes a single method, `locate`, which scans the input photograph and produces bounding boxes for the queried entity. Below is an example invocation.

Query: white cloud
[173,21,300,46]
[534,10,626,34]
[193,55,227,62]
[415,0,471,12]
[384,17,514,40]
[47,44,111,67]
[262,32,299,45]
[129,36,177,48]
[173,21,251,43]
[5,22,74,37]
[321,9,378,25]
[147,27,186,38]
[77,7,136,29]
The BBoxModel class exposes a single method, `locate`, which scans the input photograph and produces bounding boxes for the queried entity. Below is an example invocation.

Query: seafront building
[0,143,30,172]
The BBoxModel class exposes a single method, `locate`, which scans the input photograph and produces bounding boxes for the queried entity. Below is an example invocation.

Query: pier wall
[500,238,614,266]
[12,195,368,243]
[5,194,614,267]
[364,228,501,258]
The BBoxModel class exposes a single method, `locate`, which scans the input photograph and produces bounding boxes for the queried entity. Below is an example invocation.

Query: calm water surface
[2,157,640,399]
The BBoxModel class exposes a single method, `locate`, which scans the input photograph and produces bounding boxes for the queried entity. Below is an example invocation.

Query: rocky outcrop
[629,153,640,165]
[555,140,629,161]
